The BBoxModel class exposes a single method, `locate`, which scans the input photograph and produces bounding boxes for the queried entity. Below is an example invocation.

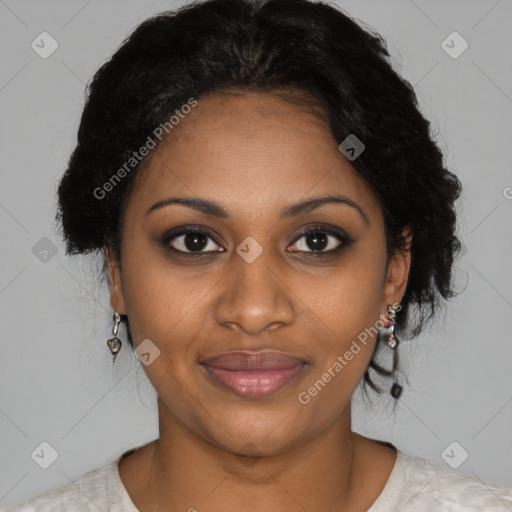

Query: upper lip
[201,350,307,371]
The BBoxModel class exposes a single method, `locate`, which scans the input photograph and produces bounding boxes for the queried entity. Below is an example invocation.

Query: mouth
[200,350,309,399]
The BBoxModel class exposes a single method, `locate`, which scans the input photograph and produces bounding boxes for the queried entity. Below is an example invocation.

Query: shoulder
[5,458,120,512]
[393,450,512,511]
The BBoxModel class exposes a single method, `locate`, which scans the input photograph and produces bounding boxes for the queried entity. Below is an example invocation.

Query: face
[106,91,411,456]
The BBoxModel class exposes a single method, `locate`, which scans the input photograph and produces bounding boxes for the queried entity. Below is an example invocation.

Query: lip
[200,350,308,398]
[202,350,307,370]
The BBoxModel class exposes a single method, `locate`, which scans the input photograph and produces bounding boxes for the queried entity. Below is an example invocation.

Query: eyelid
[162,226,225,254]
[288,224,352,253]
[161,223,353,255]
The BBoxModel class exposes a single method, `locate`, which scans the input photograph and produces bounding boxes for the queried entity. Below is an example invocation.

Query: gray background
[1,0,511,508]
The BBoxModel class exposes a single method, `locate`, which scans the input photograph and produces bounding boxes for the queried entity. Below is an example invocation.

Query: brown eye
[288,226,353,255]
[164,229,224,254]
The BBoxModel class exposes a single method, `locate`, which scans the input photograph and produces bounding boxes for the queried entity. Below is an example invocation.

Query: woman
[8,0,512,510]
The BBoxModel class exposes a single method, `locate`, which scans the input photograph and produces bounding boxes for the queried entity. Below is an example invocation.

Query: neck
[129,396,381,511]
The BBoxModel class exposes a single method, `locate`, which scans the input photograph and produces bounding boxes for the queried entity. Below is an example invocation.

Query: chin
[197,407,307,457]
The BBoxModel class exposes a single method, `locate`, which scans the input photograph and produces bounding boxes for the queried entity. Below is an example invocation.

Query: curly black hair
[55,0,462,398]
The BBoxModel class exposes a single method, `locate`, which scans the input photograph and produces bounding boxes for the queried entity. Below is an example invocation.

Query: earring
[382,304,403,399]
[107,311,122,367]
[383,304,400,349]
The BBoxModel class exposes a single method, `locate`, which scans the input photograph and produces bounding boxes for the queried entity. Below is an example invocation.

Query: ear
[104,247,127,315]
[381,226,412,318]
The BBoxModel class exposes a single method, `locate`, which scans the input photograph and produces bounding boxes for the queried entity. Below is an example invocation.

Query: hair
[55,0,462,398]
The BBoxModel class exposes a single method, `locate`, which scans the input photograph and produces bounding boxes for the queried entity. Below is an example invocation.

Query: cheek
[309,247,385,335]
[118,243,196,344]
[119,260,205,396]
[298,247,386,394]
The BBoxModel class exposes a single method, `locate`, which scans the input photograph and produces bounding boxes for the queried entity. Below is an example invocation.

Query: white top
[6,447,512,511]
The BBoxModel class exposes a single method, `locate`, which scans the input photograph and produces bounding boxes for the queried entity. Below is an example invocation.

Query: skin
[105,91,412,512]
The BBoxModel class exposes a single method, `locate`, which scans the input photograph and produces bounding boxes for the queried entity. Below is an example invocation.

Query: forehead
[127,91,382,222]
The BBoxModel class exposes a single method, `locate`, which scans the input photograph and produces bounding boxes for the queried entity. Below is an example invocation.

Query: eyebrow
[146,194,369,225]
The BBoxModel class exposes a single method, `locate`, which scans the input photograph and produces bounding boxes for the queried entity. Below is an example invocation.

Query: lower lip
[201,363,307,398]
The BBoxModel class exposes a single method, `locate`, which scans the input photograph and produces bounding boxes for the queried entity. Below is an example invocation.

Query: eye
[163,228,224,254]
[288,226,352,255]
[162,225,353,256]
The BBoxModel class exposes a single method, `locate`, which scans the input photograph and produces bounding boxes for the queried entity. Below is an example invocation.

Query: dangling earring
[382,304,403,398]
[107,311,122,367]
[383,304,400,349]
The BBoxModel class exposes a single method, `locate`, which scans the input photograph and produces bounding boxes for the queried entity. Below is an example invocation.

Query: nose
[214,248,295,335]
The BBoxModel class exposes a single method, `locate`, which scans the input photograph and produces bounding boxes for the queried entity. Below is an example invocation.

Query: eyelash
[161,225,354,257]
